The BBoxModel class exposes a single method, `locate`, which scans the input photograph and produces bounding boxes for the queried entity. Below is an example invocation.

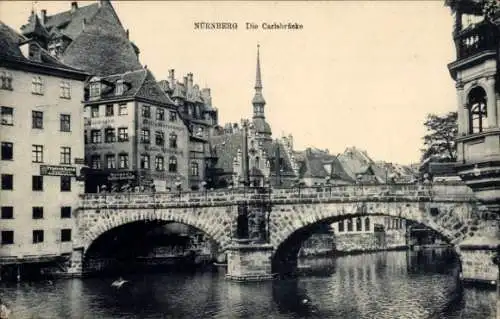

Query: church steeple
[252,44,266,119]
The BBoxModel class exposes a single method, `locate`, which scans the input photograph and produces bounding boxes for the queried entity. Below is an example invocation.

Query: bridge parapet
[79,183,476,209]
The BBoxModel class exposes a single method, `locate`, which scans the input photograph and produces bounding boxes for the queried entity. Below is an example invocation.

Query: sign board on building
[74,158,85,165]
[40,165,77,177]
[108,171,136,181]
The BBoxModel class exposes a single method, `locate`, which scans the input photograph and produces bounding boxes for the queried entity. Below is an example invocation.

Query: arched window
[467,86,487,134]
[347,218,353,232]
[338,220,345,232]
[364,217,370,231]
[356,217,362,231]
[169,133,177,148]
[168,156,177,172]
[255,156,260,169]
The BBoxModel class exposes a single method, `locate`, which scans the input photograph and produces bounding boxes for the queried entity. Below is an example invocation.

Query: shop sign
[40,165,76,177]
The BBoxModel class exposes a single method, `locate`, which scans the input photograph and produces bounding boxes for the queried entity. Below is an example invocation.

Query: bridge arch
[269,201,482,274]
[79,207,235,256]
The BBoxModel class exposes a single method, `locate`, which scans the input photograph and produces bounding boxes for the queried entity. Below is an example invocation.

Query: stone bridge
[70,183,499,284]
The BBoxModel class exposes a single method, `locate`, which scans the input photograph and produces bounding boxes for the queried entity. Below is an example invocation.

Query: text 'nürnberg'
[193,22,304,31]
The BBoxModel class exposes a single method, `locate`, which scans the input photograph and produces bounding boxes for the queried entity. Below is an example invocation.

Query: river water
[0,250,497,319]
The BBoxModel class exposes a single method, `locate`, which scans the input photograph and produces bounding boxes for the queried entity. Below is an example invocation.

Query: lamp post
[201,180,207,200]
[175,176,182,200]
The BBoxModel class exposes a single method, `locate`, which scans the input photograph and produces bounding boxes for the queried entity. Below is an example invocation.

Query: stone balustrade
[79,183,476,209]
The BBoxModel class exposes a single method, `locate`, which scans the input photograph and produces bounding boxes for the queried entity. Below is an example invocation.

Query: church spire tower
[252,44,266,119]
[251,44,272,140]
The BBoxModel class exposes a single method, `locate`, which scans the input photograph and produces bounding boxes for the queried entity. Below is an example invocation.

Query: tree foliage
[419,112,458,175]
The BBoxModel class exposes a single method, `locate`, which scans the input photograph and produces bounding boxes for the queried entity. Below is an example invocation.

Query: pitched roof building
[20,1,142,76]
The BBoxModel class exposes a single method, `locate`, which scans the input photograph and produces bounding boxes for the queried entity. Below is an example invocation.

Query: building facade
[0,22,87,276]
[446,0,500,213]
[83,69,190,192]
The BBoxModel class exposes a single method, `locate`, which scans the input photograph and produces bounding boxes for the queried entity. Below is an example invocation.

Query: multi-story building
[445,0,500,213]
[0,21,88,279]
[158,71,219,190]
[82,69,190,192]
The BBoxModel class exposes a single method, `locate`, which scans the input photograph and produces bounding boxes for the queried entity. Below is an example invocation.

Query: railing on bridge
[79,183,476,209]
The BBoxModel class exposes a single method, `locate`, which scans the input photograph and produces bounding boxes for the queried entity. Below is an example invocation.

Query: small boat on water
[111,278,129,289]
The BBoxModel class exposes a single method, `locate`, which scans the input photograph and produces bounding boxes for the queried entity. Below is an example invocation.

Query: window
[1,174,13,190]
[61,176,71,192]
[32,76,43,94]
[106,154,116,169]
[115,80,124,96]
[1,142,13,160]
[32,207,43,219]
[338,220,345,232]
[168,156,177,172]
[141,129,150,144]
[347,219,353,232]
[106,104,114,116]
[33,230,44,243]
[1,72,13,90]
[91,130,102,143]
[32,111,43,129]
[142,105,151,118]
[91,155,101,169]
[32,145,43,162]
[61,229,72,242]
[84,130,88,144]
[60,147,71,164]
[155,131,164,146]
[155,156,164,171]
[91,105,99,118]
[190,162,199,176]
[118,103,127,115]
[1,207,13,219]
[365,217,370,231]
[140,154,150,169]
[169,133,177,148]
[156,108,165,121]
[467,87,488,134]
[255,156,260,169]
[169,111,177,122]
[356,217,362,231]
[89,81,100,98]
[119,154,129,169]
[118,127,128,142]
[60,81,71,98]
[32,175,43,191]
[60,114,71,132]
[61,206,71,218]
[105,128,116,143]
[1,106,13,125]
[1,231,13,245]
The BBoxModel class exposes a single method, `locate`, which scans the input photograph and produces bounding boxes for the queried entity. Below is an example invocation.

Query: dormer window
[115,79,125,96]
[89,78,101,100]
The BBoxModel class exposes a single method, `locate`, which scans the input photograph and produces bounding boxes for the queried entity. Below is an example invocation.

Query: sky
[0,1,458,165]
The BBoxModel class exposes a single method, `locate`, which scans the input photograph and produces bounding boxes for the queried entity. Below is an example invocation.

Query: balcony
[454,22,498,61]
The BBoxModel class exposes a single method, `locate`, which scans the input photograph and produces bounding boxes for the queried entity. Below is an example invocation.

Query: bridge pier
[226,239,276,282]
[66,248,84,277]
[458,244,499,286]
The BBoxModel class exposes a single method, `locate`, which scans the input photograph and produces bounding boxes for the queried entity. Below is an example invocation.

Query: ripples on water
[0,251,497,319]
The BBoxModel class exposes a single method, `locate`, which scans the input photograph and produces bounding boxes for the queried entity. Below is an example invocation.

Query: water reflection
[0,250,496,319]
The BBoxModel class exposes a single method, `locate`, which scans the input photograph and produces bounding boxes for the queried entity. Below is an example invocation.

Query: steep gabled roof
[60,1,142,76]
[41,3,100,40]
[20,11,50,39]
[210,132,244,174]
[299,149,354,182]
[91,68,175,106]
[0,21,86,75]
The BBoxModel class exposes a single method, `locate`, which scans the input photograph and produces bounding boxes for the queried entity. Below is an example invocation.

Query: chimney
[183,76,188,89]
[126,29,129,39]
[41,10,47,25]
[187,73,193,91]
[71,2,78,13]
[169,69,175,86]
